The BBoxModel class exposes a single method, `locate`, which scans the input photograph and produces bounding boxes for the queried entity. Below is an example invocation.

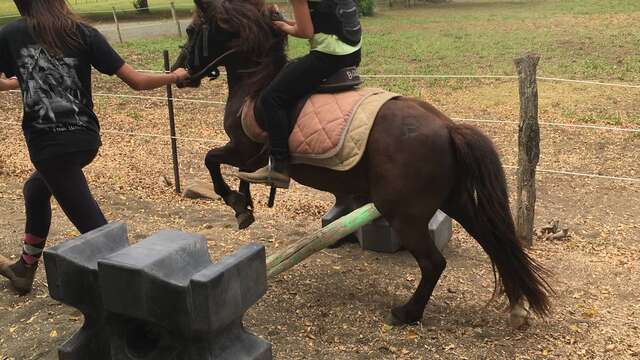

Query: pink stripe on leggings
[24,233,45,245]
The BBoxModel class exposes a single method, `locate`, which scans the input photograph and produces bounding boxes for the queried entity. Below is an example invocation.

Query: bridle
[181,8,282,83]
[189,48,238,81]
[180,18,239,82]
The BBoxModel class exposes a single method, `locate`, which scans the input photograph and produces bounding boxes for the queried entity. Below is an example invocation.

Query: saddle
[241,68,398,171]
[318,67,363,93]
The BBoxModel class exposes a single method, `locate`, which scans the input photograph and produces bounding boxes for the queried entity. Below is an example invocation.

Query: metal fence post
[163,50,181,194]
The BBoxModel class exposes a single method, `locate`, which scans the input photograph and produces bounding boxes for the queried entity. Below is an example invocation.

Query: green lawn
[109,0,640,83]
[3,0,638,82]
[0,0,195,17]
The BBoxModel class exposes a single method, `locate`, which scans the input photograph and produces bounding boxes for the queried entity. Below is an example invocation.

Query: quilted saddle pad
[241,88,399,171]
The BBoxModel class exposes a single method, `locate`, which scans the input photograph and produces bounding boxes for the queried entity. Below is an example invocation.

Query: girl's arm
[0,76,19,91]
[273,0,314,39]
[116,64,189,91]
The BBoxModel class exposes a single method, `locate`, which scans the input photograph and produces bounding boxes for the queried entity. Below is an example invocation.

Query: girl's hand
[273,0,313,39]
[273,21,296,35]
[172,68,190,83]
[0,76,19,92]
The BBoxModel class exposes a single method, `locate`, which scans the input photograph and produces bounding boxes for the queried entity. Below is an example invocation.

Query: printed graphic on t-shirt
[18,46,90,132]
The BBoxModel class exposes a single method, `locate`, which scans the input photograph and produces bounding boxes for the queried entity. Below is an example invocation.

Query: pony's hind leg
[384,211,446,325]
[441,194,531,328]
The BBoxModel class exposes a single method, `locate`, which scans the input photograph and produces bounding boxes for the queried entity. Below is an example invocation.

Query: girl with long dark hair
[0,0,189,294]
[237,0,362,188]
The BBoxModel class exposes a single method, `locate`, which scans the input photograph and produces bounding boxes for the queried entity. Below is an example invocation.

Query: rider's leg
[238,50,360,188]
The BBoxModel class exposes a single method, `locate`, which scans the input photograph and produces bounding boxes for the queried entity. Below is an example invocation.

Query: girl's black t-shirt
[0,19,125,162]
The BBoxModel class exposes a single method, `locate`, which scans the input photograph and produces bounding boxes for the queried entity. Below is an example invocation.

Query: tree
[133,0,150,14]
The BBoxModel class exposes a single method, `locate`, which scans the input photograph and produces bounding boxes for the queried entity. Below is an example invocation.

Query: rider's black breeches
[259,49,361,160]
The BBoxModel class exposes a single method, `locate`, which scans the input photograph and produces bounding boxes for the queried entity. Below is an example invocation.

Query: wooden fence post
[170,2,182,38]
[514,53,541,247]
[112,7,123,44]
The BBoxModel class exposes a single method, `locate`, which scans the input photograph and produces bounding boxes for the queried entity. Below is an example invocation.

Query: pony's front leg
[235,179,255,229]
[205,143,257,229]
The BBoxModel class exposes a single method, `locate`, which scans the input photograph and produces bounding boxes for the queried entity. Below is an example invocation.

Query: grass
[0,0,195,17]
[0,0,196,25]
[2,0,637,125]
[109,0,640,83]
[100,0,639,129]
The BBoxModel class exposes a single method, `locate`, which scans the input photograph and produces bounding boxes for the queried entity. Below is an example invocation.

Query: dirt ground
[1,59,640,359]
[1,162,639,359]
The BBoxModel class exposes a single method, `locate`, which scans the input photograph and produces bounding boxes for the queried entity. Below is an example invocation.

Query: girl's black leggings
[259,49,362,161]
[24,149,107,238]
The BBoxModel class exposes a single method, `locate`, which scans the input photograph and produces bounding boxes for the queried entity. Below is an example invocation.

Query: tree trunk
[134,0,150,14]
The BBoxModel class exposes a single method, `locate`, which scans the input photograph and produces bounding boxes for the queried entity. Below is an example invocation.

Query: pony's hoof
[385,306,420,326]
[237,212,255,230]
[508,304,529,329]
[384,313,405,326]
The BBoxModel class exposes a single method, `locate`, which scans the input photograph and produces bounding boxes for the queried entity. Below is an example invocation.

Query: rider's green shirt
[310,33,361,55]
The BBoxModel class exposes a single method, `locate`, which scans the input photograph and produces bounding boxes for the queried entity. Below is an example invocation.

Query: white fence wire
[2,71,639,183]
[0,4,190,19]
[360,74,640,89]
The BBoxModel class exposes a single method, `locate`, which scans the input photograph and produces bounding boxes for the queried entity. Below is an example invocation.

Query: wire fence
[361,74,640,89]
[120,70,640,89]
[0,3,193,19]
[2,70,639,184]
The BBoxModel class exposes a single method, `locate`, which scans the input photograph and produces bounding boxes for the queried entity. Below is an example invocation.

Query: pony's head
[174,0,288,94]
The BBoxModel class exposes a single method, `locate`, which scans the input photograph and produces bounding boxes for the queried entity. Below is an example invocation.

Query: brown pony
[173,0,552,326]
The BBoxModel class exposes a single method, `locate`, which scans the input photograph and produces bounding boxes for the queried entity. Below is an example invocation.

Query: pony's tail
[447,123,552,316]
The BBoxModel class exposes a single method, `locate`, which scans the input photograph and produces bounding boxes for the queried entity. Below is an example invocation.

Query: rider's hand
[172,68,190,83]
[273,21,296,35]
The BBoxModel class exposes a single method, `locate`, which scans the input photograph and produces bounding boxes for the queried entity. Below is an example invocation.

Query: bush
[358,0,375,16]
[132,0,150,14]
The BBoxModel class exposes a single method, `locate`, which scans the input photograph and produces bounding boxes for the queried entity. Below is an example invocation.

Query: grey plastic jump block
[44,222,129,360]
[322,201,452,254]
[44,222,272,360]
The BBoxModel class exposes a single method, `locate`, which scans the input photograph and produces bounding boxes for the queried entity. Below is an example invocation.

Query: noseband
[182,18,238,82]
[189,48,238,81]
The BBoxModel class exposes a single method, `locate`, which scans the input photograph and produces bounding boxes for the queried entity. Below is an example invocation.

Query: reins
[189,48,238,81]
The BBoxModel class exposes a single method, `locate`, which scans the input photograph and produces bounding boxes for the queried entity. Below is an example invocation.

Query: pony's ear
[194,0,210,13]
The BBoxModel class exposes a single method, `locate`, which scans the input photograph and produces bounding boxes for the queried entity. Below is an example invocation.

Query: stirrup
[266,158,290,189]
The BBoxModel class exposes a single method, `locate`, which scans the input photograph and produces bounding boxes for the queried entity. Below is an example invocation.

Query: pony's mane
[197,0,288,97]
